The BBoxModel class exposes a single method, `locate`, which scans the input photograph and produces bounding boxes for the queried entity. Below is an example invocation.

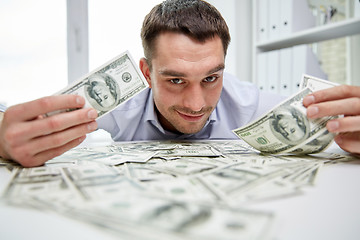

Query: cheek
[206,83,223,106]
[152,83,178,109]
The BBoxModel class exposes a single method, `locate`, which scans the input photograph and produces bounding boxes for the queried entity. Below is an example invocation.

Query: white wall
[207,0,253,82]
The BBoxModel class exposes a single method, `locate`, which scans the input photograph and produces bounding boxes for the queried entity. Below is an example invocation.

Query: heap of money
[233,75,339,155]
[47,51,149,118]
[1,140,356,240]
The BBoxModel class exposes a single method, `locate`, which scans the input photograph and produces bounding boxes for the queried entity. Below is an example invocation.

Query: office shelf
[256,17,360,52]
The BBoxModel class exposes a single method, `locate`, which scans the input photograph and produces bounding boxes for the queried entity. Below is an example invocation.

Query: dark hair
[141,0,230,68]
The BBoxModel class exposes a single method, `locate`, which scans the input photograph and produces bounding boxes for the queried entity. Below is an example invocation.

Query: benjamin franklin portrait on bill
[84,73,121,112]
[269,106,310,145]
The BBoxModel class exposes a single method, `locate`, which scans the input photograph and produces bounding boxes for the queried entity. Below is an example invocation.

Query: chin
[176,124,205,135]
[180,130,201,135]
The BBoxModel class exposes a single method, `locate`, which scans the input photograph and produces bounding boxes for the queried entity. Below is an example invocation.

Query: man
[97,0,281,141]
[0,0,359,168]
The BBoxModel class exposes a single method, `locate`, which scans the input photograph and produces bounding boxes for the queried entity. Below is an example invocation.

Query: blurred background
[0,0,359,107]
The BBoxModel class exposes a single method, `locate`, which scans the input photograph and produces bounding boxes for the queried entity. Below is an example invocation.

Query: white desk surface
[1,140,359,240]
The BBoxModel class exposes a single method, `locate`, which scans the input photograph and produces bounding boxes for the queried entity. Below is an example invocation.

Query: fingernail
[307,106,319,117]
[303,95,315,105]
[78,136,86,143]
[76,96,84,105]
[327,121,339,132]
[87,122,97,131]
[88,109,98,119]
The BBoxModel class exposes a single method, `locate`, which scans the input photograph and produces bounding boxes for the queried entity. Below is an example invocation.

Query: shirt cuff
[0,104,6,122]
[0,104,6,113]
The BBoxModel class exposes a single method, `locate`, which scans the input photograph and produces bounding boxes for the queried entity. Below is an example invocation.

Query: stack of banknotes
[233,75,339,155]
[0,140,356,240]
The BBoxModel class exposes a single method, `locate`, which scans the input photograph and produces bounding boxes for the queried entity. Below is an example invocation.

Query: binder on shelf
[257,0,269,42]
[257,52,268,92]
[355,0,360,18]
[292,44,327,93]
[267,50,280,94]
[257,46,326,96]
[268,0,281,40]
[279,0,315,38]
[279,48,293,96]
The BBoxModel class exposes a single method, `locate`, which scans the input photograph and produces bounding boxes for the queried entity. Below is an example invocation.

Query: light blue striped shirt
[97,73,284,141]
[0,104,6,112]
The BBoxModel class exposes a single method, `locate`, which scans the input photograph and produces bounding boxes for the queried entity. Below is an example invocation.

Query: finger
[327,116,360,133]
[6,95,85,122]
[9,121,97,164]
[306,97,360,119]
[19,136,87,167]
[27,120,97,155]
[28,108,98,139]
[334,132,360,154]
[303,85,360,107]
[4,108,98,145]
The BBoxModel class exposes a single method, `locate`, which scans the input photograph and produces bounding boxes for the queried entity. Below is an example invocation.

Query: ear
[139,58,152,88]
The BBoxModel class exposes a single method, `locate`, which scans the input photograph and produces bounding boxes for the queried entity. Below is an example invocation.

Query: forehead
[156,32,223,57]
[152,32,224,74]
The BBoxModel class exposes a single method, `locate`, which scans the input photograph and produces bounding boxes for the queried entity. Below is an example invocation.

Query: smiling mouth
[176,111,205,122]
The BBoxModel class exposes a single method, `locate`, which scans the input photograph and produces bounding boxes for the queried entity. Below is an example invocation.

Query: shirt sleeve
[0,104,6,122]
[0,104,6,112]
[250,91,286,121]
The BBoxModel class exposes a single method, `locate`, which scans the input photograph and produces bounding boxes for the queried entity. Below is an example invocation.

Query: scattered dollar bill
[155,146,222,158]
[1,140,357,240]
[48,146,157,166]
[46,51,148,119]
[232,74,338,155]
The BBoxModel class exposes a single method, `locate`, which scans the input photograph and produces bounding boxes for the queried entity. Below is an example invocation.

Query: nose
[182,84,206,112]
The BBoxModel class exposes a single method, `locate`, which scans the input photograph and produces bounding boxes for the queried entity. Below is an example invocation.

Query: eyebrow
[158,63,225,77]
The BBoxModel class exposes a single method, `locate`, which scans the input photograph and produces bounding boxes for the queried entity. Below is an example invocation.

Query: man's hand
[0,95,98,167]
[303,85,360,154]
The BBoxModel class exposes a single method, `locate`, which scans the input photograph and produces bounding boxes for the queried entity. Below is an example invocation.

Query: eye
[170,78,184,84]
[203,76,217,83]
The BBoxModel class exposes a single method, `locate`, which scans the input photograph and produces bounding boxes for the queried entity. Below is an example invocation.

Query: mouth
[176,110,205,122]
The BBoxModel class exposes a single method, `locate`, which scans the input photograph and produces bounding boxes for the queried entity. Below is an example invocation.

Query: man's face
[142,32,225,134]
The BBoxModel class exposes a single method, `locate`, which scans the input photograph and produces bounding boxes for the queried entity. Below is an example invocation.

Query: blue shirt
[97,73,284,141]
[0,104,6,112]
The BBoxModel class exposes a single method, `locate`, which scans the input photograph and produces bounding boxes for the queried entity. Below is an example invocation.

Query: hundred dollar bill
[278,74,339,154]
[232,75,338,154]
[301,74,339,91]
[281,127,334,154]
[47,51,148,119]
